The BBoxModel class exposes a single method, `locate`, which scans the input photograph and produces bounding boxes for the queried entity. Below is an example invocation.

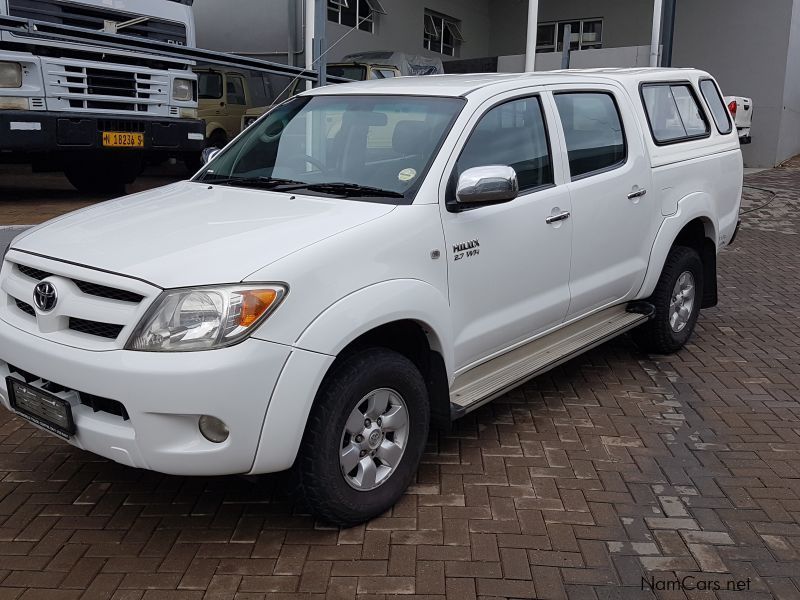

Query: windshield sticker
[398,168,417,182]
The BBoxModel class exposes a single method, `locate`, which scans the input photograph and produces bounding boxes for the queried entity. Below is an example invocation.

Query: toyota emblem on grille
[33,282,58,313]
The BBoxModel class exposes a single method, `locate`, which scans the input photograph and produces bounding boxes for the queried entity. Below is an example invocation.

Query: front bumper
[0,110,204,154]
[0,317,293,476]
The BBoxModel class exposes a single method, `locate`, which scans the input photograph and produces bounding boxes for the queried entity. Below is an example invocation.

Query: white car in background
[725,96,753,144]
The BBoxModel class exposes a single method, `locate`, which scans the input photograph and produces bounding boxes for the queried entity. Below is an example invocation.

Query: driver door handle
[546,211,571,224]
[628,189,648,200]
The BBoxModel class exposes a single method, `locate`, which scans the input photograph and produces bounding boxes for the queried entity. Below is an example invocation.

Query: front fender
[294,279,454,378]
[248,279,453,474]
[637,192,718,299]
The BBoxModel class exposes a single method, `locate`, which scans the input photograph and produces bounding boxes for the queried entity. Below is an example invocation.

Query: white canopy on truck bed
[340,51,444,77]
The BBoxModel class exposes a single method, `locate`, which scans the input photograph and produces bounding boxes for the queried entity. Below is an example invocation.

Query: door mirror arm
[201,147,221,165]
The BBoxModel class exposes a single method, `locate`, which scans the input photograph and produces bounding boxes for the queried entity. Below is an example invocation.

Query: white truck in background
[0,0,204,193]
[725,95,752,144]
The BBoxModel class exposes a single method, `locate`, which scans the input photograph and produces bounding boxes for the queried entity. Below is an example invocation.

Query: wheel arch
[639,193,719,307]
[204,123,227,141]
[321,319,452,430]
[249,280,454,474]
[292,280,454,430]
[673,217,718,308]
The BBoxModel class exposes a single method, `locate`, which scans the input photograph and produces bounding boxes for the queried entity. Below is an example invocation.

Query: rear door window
[699,79,733,135]
[641,83,710,144]
[554,92,626,179]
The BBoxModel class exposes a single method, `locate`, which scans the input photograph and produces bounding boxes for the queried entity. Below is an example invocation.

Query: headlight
[172,78,194,102]
[126,284,287,352]
[0,62,22,88]
[244,116,258,128]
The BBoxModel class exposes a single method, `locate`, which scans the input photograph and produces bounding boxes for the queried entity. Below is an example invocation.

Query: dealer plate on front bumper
[6,378,75,439]
[102,131,144,148]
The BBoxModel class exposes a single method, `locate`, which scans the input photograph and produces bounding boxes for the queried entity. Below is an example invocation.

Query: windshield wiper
[199,175,307,188]
[274,182,405,198]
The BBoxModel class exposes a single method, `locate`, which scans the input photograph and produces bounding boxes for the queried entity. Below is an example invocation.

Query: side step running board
[450,303,653,419]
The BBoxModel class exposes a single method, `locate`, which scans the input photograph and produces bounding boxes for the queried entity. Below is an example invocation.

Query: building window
[536,19,602,53]
[424,10,464,57]
[328,0,386,34]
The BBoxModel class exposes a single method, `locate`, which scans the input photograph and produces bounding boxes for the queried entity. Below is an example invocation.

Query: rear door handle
[628,189,648,200]
[546,211,571,224]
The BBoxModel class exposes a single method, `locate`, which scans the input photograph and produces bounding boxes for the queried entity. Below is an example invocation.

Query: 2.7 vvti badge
[0,69,742,526]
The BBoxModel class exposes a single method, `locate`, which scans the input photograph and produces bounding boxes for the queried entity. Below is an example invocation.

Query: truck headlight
[126,284,287,352]
[172,78,194,102]
[0,62,22,88]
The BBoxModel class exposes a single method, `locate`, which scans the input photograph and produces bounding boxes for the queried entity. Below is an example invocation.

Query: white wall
[194,0,493,64]
[498,44,652,72]
[672,0,795,167]
[193,0,294,58]
[777,0,800,165]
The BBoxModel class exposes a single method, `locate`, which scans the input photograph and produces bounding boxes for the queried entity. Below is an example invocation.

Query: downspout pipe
[314,0,327,86]
[288,0,297,66]
[525,0,539,71]
[650,0,664,67]
[304,0,314,72]
[660,0,677,67]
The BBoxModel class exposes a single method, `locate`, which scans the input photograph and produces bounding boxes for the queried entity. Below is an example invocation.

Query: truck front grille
[97,120,147,134]
[68,318,125,340]
[14,299,35,317]
[8,0,188,45]
[16,264,144,304]
[3,258,156,349]
[62,66,156,113]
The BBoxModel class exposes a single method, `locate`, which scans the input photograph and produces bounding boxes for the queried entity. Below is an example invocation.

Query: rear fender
[638,192,718,299]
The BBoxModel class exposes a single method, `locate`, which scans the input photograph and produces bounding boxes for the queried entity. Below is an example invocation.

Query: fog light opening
[199,415,229,443]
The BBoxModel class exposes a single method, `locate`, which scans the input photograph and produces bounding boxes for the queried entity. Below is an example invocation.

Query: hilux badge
[33,282,58,313]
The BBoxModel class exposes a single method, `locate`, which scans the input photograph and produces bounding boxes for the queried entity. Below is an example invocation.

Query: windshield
[328,65,368,81]
[195,95,465,203]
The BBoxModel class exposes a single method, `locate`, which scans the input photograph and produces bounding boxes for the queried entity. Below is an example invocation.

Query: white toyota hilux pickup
[0,69,742,525]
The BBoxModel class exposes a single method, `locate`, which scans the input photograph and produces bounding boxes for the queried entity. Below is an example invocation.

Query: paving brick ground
[0,163,798,599]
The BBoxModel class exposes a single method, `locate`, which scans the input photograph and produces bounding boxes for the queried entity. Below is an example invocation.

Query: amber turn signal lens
[239,290,278,327]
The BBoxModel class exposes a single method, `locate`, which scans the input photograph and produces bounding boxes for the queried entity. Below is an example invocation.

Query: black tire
[294,348,429,527]
[208,129,228,149]
[64,156,143,195]
[633,245,704,354]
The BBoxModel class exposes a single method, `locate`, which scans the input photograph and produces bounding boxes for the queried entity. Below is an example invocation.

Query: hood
[12,181,395,288]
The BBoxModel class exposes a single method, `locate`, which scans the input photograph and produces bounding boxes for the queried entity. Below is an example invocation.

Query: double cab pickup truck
[0,69,742,526]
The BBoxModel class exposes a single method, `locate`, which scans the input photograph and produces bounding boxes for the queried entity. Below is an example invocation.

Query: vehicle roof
[305,68,712,98]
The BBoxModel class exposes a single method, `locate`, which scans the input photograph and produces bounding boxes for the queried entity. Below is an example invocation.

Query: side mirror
[201,147,221,165]
[456,166,519,205]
